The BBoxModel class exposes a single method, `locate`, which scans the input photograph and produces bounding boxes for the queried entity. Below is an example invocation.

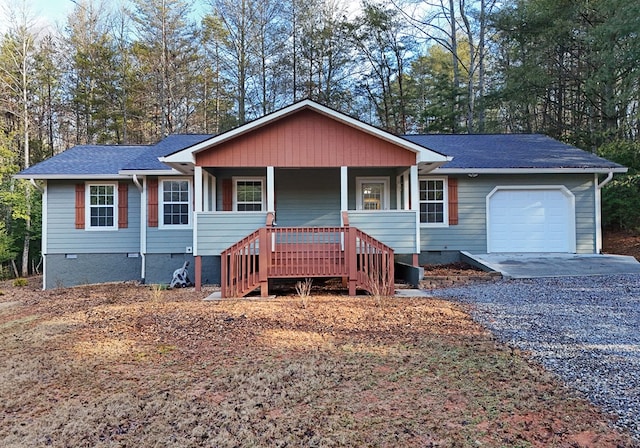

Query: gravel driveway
[430,274,640,441]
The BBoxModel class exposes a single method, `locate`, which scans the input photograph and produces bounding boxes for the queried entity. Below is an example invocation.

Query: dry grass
[0,280,636,447]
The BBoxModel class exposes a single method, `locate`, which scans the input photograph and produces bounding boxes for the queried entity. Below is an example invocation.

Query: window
[161,179,191,226]
[87,183,117,230]
[234,178,264,211]
[419,177,448,225]
[356,177,389,210]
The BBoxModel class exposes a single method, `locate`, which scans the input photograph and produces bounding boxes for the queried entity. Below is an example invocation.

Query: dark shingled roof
[122,134,212,171]
[18,134,213,177]
[403,134,623,170]
[18,144,151,176]
[18,133,623,178]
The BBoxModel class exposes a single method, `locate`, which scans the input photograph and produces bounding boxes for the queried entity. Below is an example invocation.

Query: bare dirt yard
[2,271,638,447]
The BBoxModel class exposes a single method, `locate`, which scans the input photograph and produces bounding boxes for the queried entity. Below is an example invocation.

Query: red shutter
[118,182,128,228]
[148,178,158,227]
[75,183,85,229]
[448,178,459,225]
[222,178,233,211]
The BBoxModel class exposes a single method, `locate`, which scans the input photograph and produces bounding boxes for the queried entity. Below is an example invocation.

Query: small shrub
[13,278,28,287]
[365,270,393,307]
[149,284,167,301]
[295,278,313,308]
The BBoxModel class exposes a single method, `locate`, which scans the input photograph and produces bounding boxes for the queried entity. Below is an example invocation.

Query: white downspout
[140,176,147,282]
[41,180,47,290]
[133,174,143,193]
[597,171,614,189]
[595,171,614,254]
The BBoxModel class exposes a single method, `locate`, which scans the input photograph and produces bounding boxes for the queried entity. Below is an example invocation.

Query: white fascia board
[432,167,628,174]
[417,161,450,174]
[14,173,132,180]
[119,168,184,176]
[160,99,451,165]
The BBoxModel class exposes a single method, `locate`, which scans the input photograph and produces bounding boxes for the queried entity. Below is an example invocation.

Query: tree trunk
[448,0,461,133]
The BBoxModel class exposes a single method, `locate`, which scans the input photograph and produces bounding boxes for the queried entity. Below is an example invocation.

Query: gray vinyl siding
[275,168,340,226]
[146,227,194,254]
[46,180,140,254]
[195,212,267,255]
[347,211,417,254]
[421,174,596,254]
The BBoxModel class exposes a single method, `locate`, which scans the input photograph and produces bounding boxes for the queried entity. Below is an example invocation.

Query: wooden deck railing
[220,220,394,298]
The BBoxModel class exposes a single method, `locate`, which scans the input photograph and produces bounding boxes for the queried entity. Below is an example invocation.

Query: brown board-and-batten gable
[195,108,417,168]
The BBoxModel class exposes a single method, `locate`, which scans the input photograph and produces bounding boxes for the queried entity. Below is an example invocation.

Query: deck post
[194,255,202,291]
[412,253,419,267]
[259,227,269,297]
[221,253,227,297]
[346,227,357,296]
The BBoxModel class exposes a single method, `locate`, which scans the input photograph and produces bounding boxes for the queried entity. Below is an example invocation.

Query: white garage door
[487,188,575,253]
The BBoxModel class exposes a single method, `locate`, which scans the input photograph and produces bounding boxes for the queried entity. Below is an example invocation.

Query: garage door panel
[488,189,574,253]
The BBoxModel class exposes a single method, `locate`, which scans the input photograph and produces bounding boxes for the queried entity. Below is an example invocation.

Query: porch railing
[220,221,394,298]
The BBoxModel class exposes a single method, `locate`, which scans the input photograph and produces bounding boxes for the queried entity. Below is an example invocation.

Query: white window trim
[85,182,118,231]
[159,177,193,229]
[419,176,449,228]
[356,177,390,210]
[233,177,266,212]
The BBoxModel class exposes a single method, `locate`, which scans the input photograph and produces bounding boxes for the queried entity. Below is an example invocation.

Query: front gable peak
[160,100,450,170]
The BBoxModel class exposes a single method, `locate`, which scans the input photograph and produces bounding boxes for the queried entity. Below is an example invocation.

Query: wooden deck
[218,221,394,298]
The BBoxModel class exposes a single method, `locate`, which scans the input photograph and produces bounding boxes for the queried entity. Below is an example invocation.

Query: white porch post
[194,166,203,213]
[340,166,348,225]
[410,165,420,262]
[267,166,275,212]
[202,169,210,212]
[403,169,411,210]
[194,167,203,260]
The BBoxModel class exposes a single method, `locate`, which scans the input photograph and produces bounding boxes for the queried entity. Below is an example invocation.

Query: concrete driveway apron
[461,252,640,278]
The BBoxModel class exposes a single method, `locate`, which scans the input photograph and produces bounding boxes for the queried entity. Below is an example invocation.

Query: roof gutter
[434,167,628,175]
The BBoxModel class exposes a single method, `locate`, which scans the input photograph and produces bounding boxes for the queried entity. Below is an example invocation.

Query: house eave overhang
[14,168,186,180]
[14,173,133,180]
[160,100,451,166]
[118,168,185,176]
[432,167,628,175]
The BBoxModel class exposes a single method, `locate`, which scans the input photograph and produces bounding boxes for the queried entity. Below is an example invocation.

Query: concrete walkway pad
[462,251,640,279]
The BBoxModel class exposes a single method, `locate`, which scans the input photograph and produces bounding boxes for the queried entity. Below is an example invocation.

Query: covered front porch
[191,165,423,297]
[159,101,451,296]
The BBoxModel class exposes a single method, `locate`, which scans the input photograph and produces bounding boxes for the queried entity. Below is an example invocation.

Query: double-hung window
[160,179,191,227]
[419,177,448,226]
[234,178,265,211]
[87,183,117,230]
